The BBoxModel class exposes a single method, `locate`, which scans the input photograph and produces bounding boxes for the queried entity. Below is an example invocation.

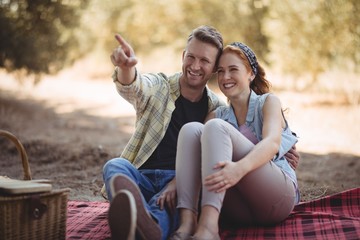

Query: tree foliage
[179,0,270,64]
[0,0,358,85]
[91,0,184,53]
[269,0,360,81]
[96,0,270,63]
[0,0,89,79]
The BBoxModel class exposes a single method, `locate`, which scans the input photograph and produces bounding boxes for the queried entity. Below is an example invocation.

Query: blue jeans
[103,158,178,240]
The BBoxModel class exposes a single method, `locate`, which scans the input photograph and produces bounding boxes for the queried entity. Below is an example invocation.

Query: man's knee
[103,158,131,176]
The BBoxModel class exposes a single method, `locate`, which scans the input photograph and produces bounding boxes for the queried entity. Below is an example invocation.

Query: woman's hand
[204,161,246,193]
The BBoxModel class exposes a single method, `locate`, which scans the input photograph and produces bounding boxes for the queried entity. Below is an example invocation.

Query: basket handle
[0,130,32,180]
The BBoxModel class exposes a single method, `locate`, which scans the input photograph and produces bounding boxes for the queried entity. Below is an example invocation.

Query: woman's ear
[248,73,255,82]
[251,72,255,81]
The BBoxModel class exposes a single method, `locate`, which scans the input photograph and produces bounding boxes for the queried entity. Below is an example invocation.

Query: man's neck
[180,86,206,102]
[179,77,206,102]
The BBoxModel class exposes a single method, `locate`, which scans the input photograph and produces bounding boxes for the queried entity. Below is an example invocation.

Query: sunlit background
[1,0,360,155]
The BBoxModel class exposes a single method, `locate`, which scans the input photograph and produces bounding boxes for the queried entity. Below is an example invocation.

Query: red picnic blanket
[66,188,360,239]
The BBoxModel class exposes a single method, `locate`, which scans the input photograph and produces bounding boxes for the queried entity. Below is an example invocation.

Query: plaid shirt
[113,69,223,168]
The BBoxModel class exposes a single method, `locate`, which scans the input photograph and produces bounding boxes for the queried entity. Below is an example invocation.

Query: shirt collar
[169,72,182,99]
[246,90,258,123]
[224,90,258,127]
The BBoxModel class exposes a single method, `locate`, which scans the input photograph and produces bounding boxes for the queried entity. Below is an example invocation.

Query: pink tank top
[239,124,258,145]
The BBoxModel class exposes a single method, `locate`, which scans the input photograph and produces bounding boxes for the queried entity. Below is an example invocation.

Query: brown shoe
[108,190,137,240]
[110,174,162,240]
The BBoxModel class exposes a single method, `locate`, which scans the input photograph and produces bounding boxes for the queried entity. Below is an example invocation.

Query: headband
[230,42,258,76]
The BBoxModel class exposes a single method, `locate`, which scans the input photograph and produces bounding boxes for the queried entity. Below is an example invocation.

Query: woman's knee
[204,118,227,130]
[202,119,229,138]
[179,122,204,139]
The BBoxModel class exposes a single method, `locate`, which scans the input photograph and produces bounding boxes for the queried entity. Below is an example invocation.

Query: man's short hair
[187,25,223,66]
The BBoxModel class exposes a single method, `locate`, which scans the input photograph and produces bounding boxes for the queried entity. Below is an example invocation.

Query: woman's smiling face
[217,51,253,98]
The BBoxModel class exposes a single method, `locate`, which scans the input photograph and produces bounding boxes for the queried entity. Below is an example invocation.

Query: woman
[171,42,300,240]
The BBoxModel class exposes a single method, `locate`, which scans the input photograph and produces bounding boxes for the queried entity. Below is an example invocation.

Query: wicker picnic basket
[0,130,70,240]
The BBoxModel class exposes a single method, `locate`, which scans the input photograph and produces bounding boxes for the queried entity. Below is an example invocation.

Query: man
[103,25,300,240]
